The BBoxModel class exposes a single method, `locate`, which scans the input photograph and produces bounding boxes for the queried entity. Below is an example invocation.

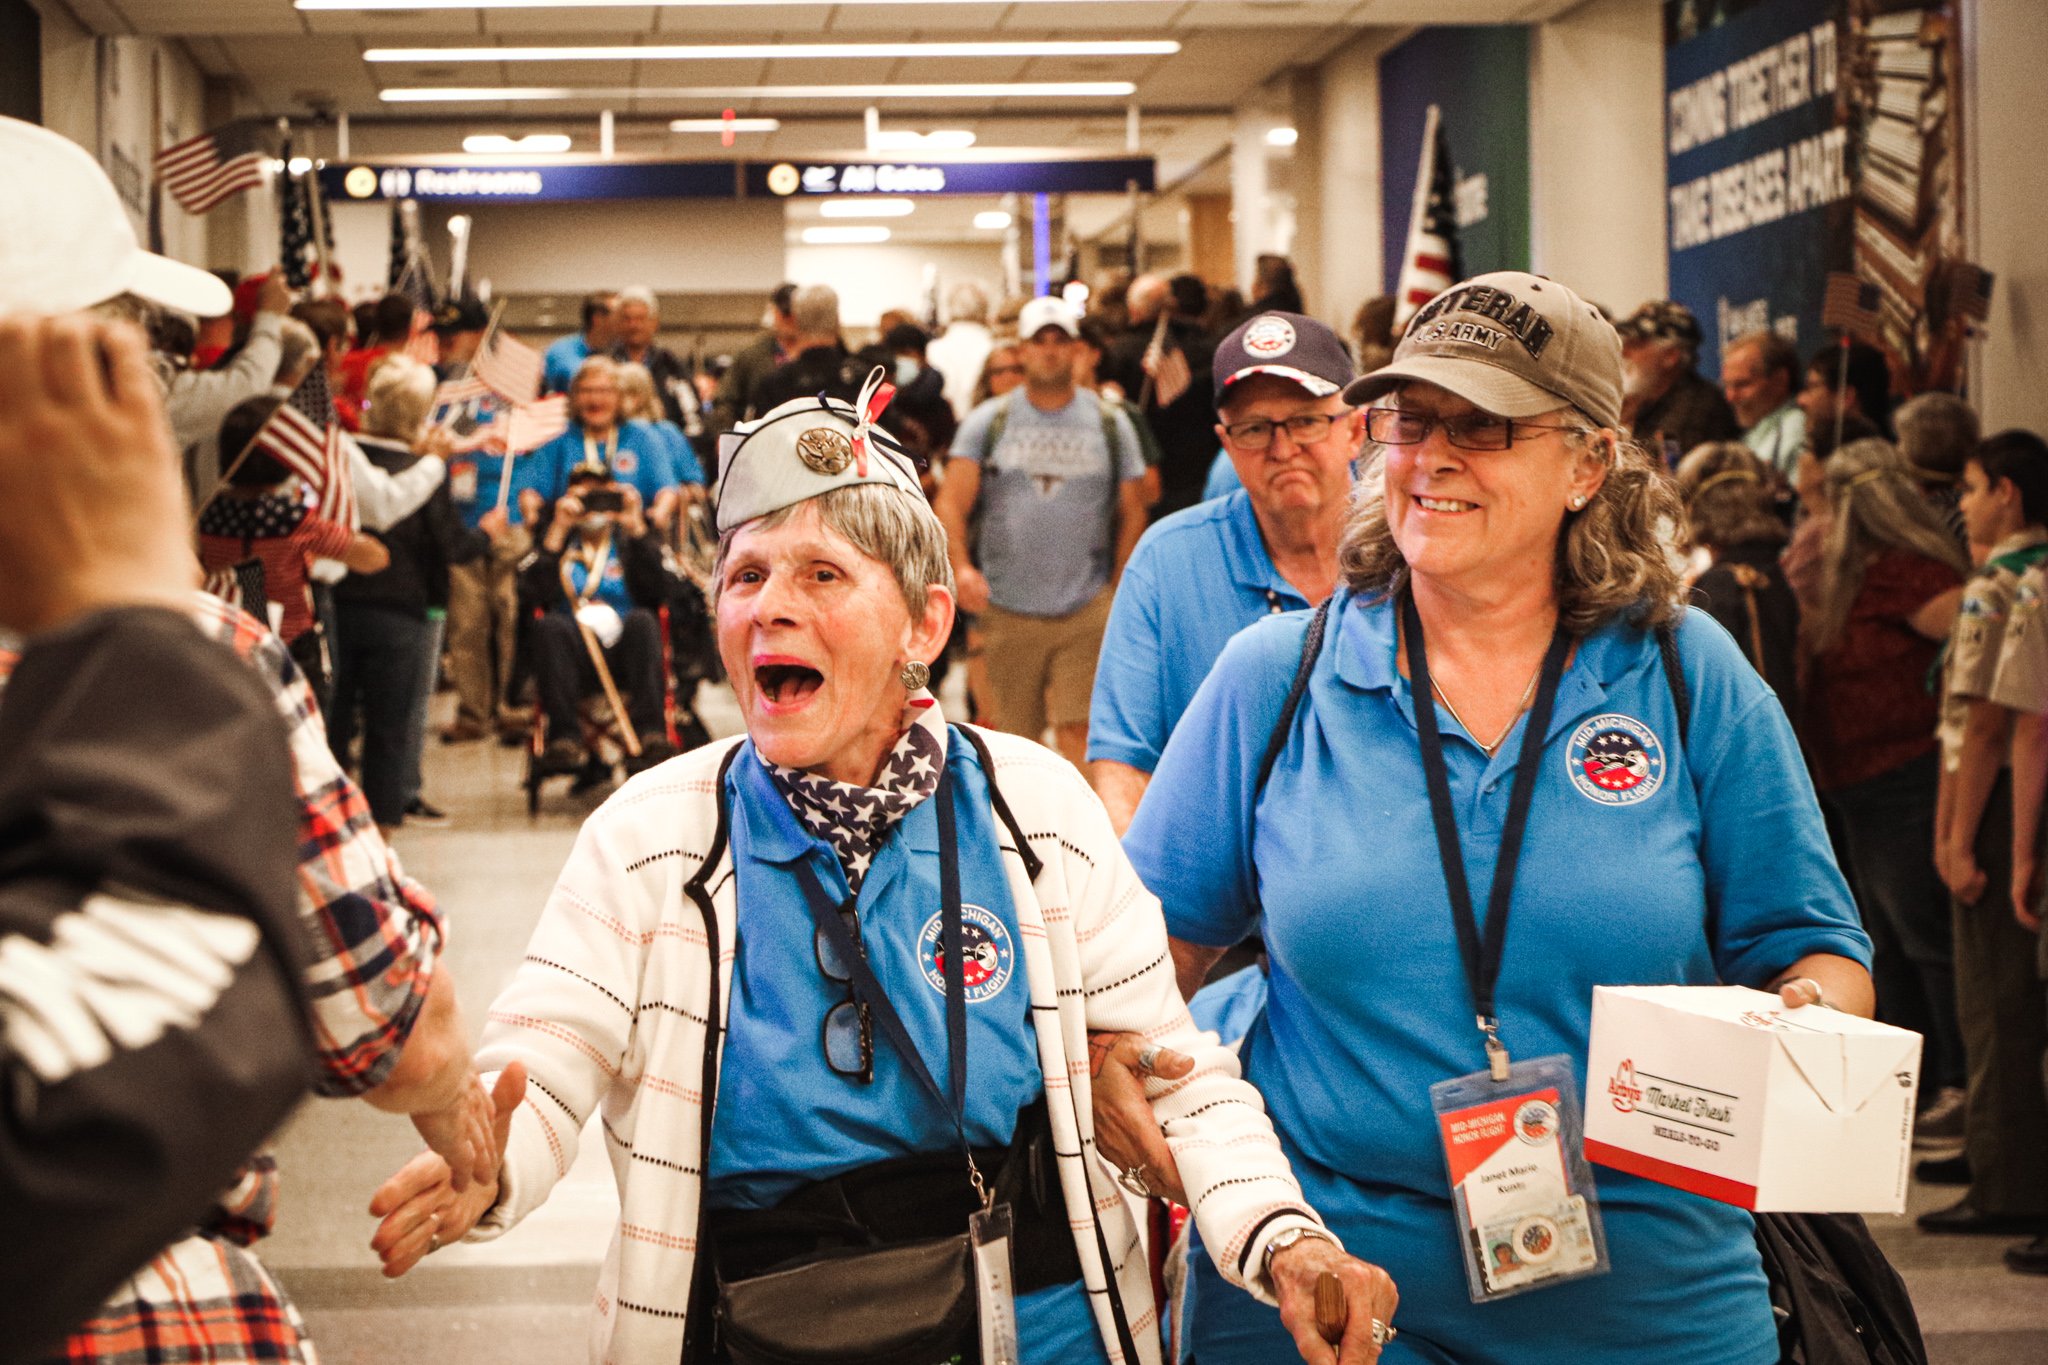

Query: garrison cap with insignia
[715,368,929,534]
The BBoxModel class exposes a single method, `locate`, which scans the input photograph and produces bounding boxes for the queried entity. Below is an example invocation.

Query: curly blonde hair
[1336,411,1687,635]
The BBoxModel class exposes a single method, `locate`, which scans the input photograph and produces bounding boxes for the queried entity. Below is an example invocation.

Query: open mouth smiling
[754,659,825,707]
[1414,495,1478,513]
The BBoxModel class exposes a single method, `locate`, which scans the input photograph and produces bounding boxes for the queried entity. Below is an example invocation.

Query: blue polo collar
[1329,589,1656,747]
[1217,490,1307,605]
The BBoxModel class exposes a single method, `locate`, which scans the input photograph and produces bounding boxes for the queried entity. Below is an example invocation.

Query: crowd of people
[5,104,2046,1365]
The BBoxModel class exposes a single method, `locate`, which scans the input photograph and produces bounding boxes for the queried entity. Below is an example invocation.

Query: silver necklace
[1432,662,1544,756]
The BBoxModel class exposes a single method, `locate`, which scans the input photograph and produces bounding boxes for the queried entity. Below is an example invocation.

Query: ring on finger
[1135,1044,1162,1074]
[1370,1318,1396,1346]
[1116,1163,1152,1198]
[429,1233,442,1253]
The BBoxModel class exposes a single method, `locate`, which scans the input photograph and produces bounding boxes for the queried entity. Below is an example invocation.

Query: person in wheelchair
[524,459,676,778]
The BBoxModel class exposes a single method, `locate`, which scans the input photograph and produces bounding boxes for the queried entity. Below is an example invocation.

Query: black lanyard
[790,759,981,1191]
[1402,591,1573,1081]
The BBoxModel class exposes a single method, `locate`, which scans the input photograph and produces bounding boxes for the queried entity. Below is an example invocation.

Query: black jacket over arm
[0,607,311,1362]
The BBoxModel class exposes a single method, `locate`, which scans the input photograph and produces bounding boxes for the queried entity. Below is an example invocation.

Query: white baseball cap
[0,116,232,319]
[1017,295,1082,340]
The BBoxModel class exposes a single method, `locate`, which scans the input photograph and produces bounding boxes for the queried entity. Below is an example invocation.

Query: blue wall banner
[1664,1,1966,389]
[1379,26,1532,295]
[324,156,1155,205]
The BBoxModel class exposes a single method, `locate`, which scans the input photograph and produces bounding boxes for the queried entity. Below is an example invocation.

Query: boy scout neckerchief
[764,697,946,889]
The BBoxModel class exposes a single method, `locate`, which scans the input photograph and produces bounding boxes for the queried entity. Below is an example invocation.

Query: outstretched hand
[409,1069,499,1192]
[370,1064,525,1277]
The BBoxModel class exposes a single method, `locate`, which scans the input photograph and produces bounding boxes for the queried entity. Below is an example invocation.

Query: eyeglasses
[1222,413,1338,450]
[815,899,874,1084]
[987,364,1025,377]
[1365,407,1584,451]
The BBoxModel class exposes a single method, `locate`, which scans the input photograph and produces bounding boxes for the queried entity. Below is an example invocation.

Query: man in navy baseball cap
[1087,310,1364,832]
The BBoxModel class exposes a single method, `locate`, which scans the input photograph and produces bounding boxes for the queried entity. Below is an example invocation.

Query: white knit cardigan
[470,726,1332,1364]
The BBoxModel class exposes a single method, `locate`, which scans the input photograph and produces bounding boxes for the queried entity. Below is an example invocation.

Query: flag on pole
[1139,312,1191,408]
[279,139,317,290]
[504,395,571,454]
[1821,272,1884,342]
[1392,105,1463,330]
[474,328,544,405]
[155,119,270,216]
[257,367,355,528]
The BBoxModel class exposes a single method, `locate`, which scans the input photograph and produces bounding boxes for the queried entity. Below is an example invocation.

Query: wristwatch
[1261,1224,1337,1284]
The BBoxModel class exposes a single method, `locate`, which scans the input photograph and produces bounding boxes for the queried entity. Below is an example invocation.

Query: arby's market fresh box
[1582,985,1922,1213]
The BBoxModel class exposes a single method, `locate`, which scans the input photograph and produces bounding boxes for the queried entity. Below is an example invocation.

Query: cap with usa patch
[1343,271,1623,430]
[1213,311,1355,409]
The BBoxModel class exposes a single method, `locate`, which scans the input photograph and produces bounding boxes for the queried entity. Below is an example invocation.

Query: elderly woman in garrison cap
[366,378,1399,1365]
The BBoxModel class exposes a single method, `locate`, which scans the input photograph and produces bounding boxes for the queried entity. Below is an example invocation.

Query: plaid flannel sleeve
[191,593,444,1096]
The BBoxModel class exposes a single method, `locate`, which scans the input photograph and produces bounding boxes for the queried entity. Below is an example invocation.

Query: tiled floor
[257,688,2048,1362]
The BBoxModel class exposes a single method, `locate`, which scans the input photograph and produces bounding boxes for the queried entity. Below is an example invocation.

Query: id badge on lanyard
[1404,593,1611,1303]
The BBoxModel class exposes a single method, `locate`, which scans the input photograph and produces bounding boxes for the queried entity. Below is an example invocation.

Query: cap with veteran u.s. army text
[1343,271,1623,431]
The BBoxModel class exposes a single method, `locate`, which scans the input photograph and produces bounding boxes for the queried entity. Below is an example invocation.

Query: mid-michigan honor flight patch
[1565,714,1665,806]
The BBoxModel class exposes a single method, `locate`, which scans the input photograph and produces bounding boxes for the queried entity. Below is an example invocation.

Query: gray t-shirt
[954,390,1144,617]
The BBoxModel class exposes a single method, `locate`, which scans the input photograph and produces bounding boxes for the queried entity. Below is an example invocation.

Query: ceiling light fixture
[462,133,572,153]
[670,117,780,132]
[973,210,1013,230]
[817,198,916,218]
[872,129,976,150]
[381,83,1138,102]
[1265,126,1299,147]
[368,41,1177,61]
[800,225,892,244]
[311,0,1176,9]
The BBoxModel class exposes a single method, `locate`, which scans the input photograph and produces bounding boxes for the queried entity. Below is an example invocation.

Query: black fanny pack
[707,1099,1080,1365]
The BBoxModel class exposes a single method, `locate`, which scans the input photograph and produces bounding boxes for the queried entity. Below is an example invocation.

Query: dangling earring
[899,660,931,692]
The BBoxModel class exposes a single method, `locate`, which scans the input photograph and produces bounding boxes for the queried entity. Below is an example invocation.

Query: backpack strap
[981,389,1018,476]
[1255,596,1335,801]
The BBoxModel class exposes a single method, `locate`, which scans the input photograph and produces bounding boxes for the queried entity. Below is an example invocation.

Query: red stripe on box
[1584,1138,1759,1209]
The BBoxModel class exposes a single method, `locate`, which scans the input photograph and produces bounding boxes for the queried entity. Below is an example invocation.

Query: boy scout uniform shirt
[1989,560,2048,715]
[1939,528,2048,769]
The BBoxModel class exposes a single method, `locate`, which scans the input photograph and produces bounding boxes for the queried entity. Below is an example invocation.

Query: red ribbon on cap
[849,368,896,479]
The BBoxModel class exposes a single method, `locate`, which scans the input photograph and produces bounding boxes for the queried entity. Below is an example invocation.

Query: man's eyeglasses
[1221,413,1338,450]
[987,364,1025,378]
[1364,407,1584,451]
[815,899,874,1083]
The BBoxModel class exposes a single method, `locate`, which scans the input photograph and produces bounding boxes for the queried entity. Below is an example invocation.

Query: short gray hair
[275,317,322,385]
[711,485,954,616]
[791,283,840,337]
[1894,392,1979,482]
[362,353,437,440]
[616,285,658,315]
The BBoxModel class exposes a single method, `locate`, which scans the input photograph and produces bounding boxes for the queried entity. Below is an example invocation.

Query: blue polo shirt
[1087,490,1308,773]
[643,417,706,487]
[542,332,592,394]
[708,741,1108,1365]
[1203,449,1242,500]
[1126,592,1869,1365]
[531,421,677,505]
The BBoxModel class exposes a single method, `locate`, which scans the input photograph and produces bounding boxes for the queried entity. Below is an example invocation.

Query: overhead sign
[746,157,1154,197]
[325,159,739,202]
[324,155,1155,205]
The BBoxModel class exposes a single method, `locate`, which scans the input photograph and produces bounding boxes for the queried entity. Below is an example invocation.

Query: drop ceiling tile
[989,3,1190,34]
[115,0,304,36]
[301,8,481,37]
[480,6,659,34]
[656,5,839,35]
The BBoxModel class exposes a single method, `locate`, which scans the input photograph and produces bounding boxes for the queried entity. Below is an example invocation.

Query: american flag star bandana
[764,695,946,891]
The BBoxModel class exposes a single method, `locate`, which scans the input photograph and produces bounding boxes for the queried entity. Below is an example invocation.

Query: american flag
[432,374,498,452]
[474,327,543,405]
[279,140,317,290]
[1821,272,1884,341]
[1393,104,1463,330]
[1140,312,1191,408]
[504,395,571,453]
[253,366,356,529]
[155,119,269,216]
